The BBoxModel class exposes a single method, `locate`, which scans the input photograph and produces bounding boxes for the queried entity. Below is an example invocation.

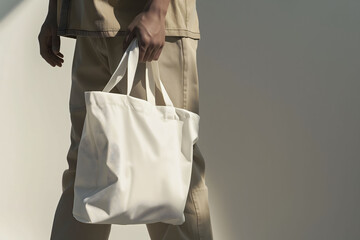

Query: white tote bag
[72,38,200,225]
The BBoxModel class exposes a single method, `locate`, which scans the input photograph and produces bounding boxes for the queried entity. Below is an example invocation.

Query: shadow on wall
[0,0,24,22]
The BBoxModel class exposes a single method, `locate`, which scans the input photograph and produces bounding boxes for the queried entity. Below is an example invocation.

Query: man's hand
[123,0,170,62]
[38,12,64,67]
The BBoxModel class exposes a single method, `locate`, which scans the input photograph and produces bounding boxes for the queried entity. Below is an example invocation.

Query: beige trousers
[50,35,213,240]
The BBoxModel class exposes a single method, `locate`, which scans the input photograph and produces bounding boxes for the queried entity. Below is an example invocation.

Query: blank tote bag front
[72,38,200,225]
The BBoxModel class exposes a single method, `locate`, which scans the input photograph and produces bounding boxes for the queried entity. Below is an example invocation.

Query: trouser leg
[50,36,115,240]
[146,37,213,240]
[104,35,214,240]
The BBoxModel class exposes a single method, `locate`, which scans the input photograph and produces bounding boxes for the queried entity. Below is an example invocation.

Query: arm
[38,0,64,67]
[123,0,170,62]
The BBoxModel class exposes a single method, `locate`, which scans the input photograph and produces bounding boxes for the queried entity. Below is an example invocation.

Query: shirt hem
[57,28,200,40]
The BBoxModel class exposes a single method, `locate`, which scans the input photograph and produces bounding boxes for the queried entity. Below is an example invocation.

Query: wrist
[143,0,170,19]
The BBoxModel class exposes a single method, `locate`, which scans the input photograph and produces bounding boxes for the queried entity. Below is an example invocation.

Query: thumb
[123,27,139,53]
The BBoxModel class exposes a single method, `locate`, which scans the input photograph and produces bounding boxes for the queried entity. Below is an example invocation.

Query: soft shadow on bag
[72,38,200,226]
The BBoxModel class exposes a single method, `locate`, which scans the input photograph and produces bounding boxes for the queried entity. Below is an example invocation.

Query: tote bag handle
[102,38,174,107]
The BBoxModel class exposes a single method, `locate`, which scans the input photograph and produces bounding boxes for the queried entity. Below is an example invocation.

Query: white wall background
[1,0,359,239]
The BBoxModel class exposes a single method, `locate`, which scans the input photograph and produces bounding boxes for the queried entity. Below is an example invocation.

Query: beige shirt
[56,0,200,40]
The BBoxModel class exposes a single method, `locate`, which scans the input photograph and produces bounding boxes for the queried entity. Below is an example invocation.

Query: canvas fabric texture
[49,35,213,240]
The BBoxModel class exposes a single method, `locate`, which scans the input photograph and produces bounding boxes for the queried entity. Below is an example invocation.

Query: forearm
[47,0,57,18]
[144,0,170,19]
